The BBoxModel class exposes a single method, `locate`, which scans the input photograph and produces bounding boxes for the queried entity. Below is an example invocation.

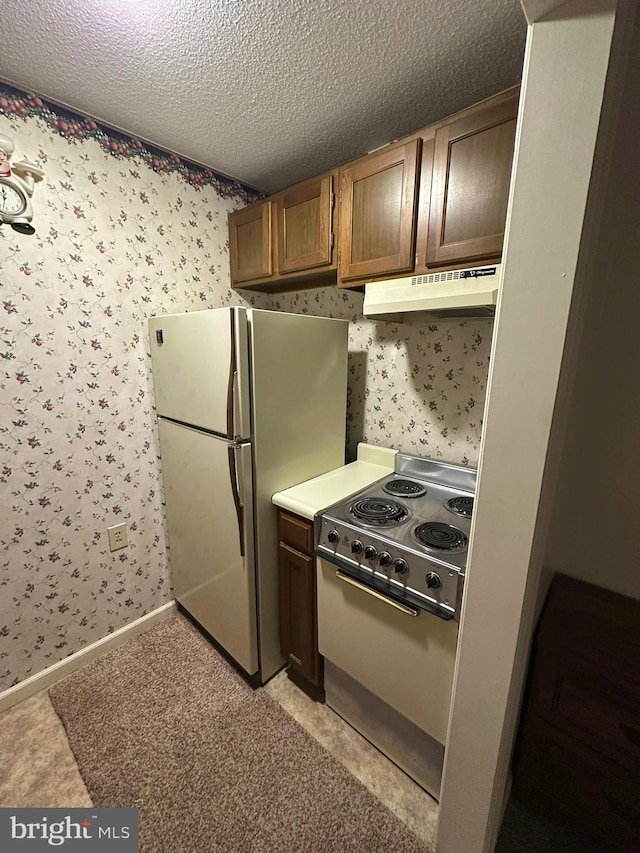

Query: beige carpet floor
[265,673,438,845]
[0,690,92,808]
[49,615,431,852]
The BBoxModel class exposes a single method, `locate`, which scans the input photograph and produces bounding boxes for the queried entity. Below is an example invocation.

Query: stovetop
[325,474,474,568]
[315,454,477,620]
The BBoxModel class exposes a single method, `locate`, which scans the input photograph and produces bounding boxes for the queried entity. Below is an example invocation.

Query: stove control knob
[327,530,340,544]
[364,545,378,561]
[351,540,363,555]
[394,558,409,575]
[426,572,442,590]
[379,552,392,567]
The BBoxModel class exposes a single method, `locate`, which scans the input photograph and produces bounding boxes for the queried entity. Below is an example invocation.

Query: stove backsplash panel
[272,289,493,466]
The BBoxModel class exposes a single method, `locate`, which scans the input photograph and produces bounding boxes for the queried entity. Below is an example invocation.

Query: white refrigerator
[148,307,348,683]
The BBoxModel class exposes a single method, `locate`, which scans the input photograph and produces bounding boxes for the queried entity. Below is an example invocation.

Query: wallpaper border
[0,81,262,205]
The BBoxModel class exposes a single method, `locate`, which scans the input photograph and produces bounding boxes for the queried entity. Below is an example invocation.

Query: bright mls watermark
[0,809,138,851]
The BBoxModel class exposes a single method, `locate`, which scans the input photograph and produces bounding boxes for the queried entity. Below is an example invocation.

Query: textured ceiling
[0,0,526,193]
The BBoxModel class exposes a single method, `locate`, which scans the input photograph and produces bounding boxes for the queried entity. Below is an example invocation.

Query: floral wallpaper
[0,84,492,692]
[273,289,493,466]
[0,86,267,690]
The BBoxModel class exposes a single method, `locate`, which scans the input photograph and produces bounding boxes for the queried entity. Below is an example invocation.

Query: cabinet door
[229,199,273,283]
[339,139,420,282]
[278,542,319,686]
[427,93,518,266]
[277,175,334,274]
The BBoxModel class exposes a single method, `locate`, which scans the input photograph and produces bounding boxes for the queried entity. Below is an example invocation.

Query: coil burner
[382,479,427,499]
[414,522,468,552]
[349,498,409,527]
[445,496,474,519]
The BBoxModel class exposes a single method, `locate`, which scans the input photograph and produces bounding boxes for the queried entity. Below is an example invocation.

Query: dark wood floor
[497,799,606,853]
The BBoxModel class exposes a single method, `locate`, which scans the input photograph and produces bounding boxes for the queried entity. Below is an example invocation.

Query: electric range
[315,453,476,620]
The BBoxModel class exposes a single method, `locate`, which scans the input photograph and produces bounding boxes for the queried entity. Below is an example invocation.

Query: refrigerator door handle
[228,444,245,557]
[226,311,237,440]
[232,370,240,439]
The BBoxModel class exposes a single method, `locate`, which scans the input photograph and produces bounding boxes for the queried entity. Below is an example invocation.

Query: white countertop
[272,443,397,520]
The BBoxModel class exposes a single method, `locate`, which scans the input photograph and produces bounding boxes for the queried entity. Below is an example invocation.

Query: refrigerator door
[158,418,258,675]
[148,307,250,439]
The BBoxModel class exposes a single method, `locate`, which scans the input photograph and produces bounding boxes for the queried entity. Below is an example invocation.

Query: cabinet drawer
[279,511,314,555]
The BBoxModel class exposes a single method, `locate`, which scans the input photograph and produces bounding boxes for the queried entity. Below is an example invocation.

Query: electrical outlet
[107,523,128,552]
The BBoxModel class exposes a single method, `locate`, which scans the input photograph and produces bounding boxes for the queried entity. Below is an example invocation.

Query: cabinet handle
[604,792,640,822]
[619,721,640,746]
[336,571,418,616]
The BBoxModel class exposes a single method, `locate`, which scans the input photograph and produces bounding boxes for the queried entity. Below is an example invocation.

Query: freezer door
[148,307,250,439]
[158,418,258,675]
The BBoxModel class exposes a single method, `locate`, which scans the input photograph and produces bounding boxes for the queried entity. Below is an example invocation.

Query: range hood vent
[363,264,502,320]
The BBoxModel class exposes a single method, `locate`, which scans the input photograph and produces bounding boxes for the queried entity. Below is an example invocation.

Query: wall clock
[0,133,44,235]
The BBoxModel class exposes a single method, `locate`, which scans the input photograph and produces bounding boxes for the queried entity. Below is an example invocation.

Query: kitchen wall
[273,289,493,465]
[0,87,266,690]
[0,86,493,692]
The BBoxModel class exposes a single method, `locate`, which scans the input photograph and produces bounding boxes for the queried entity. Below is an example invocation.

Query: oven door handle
[336,571,419,617]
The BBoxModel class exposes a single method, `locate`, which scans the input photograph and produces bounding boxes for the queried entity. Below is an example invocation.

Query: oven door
[316,556,458,745]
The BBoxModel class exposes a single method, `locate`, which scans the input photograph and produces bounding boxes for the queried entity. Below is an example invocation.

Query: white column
[435,1,635,850]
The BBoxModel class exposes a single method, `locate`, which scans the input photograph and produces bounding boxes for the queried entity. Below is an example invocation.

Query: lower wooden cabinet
[278,511,322,688]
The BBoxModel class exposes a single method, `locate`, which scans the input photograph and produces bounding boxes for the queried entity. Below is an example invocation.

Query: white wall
[542,4,640,602]
[436,0,636,850]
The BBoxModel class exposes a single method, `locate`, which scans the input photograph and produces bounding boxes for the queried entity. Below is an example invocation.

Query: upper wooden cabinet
[229,171,338,291]
[228,199,273,284]
[229,87,519,292]
[338,88,518,287]
[338,139,420,282]
[277,174,334,274]
[422,90,519,268]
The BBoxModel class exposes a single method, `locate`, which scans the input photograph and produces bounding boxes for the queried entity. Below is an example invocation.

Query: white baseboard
[0,601,176,715]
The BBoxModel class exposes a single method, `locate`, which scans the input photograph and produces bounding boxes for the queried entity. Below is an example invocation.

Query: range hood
[363,263,502,320]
